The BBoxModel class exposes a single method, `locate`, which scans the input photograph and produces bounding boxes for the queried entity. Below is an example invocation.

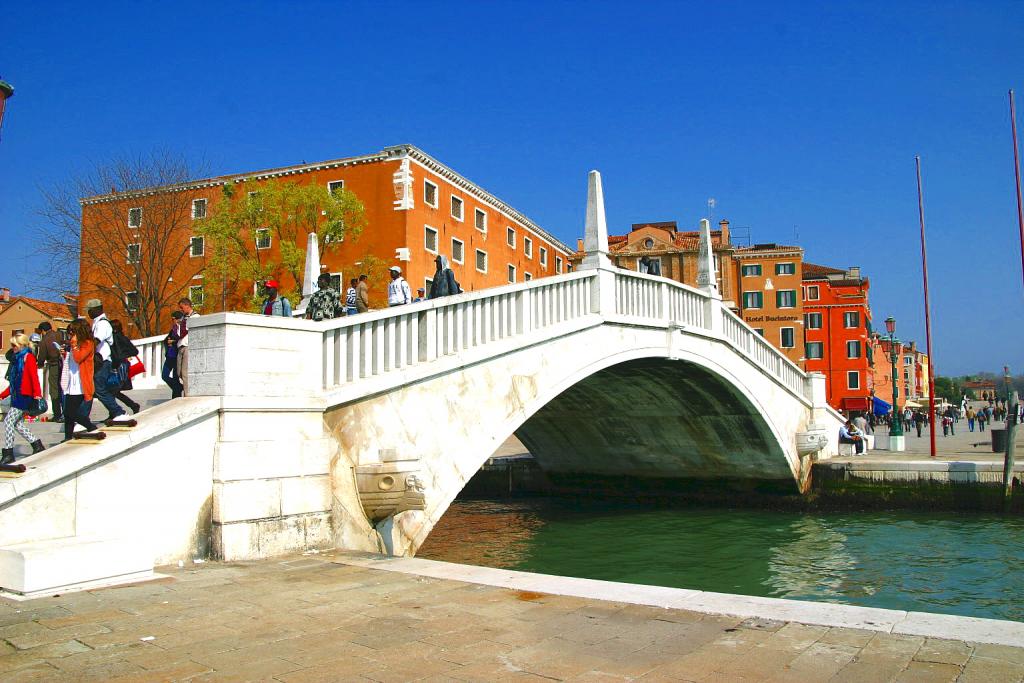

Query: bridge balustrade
[320,271,597,391]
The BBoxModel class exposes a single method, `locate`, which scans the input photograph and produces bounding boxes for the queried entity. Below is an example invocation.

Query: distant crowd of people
[838,394,1021,455]
[298,256,462,322]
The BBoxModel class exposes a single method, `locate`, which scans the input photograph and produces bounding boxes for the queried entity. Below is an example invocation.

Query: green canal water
[417,499,1024,623]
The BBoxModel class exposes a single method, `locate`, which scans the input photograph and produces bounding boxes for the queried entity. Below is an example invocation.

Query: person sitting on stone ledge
[839,418,865,455]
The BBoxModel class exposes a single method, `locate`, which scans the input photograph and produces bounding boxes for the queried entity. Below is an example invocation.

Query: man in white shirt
[177,297,199,396]
[387,266,412,307]
[86,298,126,424]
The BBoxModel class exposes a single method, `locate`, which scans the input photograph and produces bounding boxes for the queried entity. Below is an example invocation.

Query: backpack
[111,331,139,365]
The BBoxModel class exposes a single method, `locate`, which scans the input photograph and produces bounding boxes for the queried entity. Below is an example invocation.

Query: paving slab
[0,551,1020,682]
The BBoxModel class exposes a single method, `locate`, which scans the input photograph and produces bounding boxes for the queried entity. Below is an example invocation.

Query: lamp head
[884,316,896,336]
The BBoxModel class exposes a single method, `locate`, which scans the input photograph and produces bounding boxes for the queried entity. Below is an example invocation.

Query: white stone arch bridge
[0,173,842,578]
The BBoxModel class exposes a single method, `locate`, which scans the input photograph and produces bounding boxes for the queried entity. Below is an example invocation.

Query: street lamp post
[885,316,905,451]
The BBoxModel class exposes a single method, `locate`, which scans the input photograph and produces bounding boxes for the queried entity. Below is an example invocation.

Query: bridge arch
[324,321,815,556]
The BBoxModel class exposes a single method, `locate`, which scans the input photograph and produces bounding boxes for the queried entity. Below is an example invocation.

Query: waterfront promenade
[2,550,1024,682]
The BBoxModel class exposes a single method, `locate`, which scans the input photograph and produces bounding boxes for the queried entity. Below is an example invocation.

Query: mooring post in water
[1003,391,1019,511]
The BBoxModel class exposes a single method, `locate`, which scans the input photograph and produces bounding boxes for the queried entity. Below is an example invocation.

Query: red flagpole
[1011,90,1024,290]
[916,156,937,458]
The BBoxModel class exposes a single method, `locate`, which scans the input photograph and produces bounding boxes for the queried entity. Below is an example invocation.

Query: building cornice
[392,145,572,254]
[80,143,574,255]
[80,151,390,206]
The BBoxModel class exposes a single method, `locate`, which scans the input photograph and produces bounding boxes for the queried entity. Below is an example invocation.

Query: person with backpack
[109,319,141,415]
[428,255,460,299]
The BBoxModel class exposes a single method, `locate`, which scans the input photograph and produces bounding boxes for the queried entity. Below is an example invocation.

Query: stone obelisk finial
[297,231,321,314]
[696,218,718,294]
[581,170,612,270]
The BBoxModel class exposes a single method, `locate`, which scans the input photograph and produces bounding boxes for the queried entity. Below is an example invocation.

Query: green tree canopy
[195,179,366,312]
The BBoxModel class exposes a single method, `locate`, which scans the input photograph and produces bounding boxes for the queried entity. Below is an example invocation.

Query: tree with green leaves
[195,179,366,312]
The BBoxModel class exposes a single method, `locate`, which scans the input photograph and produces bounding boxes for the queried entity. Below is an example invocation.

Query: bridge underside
[516,358,794,488]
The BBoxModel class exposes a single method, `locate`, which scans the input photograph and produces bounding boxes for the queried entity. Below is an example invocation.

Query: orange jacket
[70,340,95,401]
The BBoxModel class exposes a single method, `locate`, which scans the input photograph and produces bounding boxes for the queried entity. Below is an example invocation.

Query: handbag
[127,356,145,379]
[25,397,48,418]
[106,362,129,390]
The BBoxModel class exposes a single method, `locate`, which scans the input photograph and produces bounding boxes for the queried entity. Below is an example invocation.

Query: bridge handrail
[719,306,807,398]
[609,268,808,400]
[321,270,599,391]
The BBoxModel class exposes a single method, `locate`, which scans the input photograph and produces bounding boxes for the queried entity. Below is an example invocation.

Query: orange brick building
[79,145,574,331]
[802,263,873,413]
[733,243,804,366]
[573,220,805,365]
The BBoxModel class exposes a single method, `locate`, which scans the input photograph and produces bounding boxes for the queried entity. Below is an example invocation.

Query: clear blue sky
[2,1,1023,376]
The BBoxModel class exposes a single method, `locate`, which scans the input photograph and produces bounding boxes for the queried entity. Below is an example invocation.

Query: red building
[802,263,873,412]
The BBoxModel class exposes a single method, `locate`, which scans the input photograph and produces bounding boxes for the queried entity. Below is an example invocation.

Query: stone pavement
[1,552,1023,682]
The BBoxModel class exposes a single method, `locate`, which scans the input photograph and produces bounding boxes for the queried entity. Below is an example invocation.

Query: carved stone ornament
[795,424,830,455]
[392,158,414,211]
[355,454,427,523]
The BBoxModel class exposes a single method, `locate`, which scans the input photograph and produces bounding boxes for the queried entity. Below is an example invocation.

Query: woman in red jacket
[2,333,45,464]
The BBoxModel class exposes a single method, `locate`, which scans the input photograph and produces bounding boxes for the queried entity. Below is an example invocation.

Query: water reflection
[417,499,1024,623]
[765,517,861,600]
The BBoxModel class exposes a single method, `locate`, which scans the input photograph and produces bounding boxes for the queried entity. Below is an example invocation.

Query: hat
[85,298,102,309]
[389,266,401,274]
[265,279,280,288]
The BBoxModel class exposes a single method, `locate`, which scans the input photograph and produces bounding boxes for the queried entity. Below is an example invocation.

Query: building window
[451,196,464,221]
[327,180,345,196]
[776,290,797,308]
[904,356,913,366]
[805,285,819,301]
[451,238,465,264]
[754,328,765,337]
[524,272,533,281]
[775,262,796,275]
[126,243,141,264]
[125,291,139,312]
[780,327,795,348]
[507,264,516,283]
[192,199,207,220]
[741,264,762,277]
[507,227,515,248]
[247,191,262,209]
[805,312,822,329]
[474,208,487,232]
[847,340,861,358]
[556,256,563,274]
[255,228,272,250]
[540,247,548,268]
[847,371,860,390]
[424,278,433,294]
[806,342,824,359]
[189,285,205,308]
[524,237,533,258]
[743,291,763,309]
[190,236,204,258]
[475,249,488,273]
[844,311,860,328]
[424,180,438,208]
[128,207,142,228]
[424,225,438,253]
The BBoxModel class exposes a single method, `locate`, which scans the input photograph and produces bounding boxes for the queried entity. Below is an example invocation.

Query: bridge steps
[0,536,156,599]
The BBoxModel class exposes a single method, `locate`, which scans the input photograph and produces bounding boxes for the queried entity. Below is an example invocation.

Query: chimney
[718,219,730,245]
[847,266,861,280]
[577,238,584,252]
[0,287,9,302]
